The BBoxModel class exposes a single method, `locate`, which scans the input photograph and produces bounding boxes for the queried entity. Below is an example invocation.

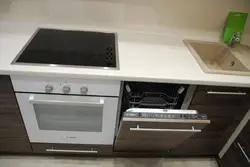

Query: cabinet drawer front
[115,140,180,152]
[32,143,113,155]
[0,114,28,138]
[116,121,209,140]
[191,86,250,106]
[191,91,250,106]
[172,138,221,155]
[114,120,210,152]
[196,86,250,93]
[0,126,27,138]
[0,104,20,114]
[189,105,248,119]
[0,76,20,114]
[0,138,31,153]
[0,114,24,128]
[0,76,15,94]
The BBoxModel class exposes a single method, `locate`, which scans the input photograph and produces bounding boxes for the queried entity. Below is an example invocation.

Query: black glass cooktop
[13,28,118,68]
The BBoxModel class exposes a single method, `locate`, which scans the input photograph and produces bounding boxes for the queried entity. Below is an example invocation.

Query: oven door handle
[130,125,202,132]
[29,95,104,107]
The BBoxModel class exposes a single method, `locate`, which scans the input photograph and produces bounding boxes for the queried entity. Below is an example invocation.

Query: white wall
[0,0,249,36]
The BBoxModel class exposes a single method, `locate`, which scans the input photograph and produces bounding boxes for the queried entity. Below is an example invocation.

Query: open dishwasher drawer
[114,82,210,152]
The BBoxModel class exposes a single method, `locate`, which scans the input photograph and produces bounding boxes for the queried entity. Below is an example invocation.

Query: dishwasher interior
[120,81,189,112]
[116,81,191,135]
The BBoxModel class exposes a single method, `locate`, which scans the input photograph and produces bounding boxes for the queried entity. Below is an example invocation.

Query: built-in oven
[11,75,120,145]
[114,82,210,152]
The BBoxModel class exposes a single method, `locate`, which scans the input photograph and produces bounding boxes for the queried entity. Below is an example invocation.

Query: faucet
[228,32,241,47]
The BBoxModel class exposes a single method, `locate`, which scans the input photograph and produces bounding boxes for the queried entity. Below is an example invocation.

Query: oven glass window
[33,104,103,132]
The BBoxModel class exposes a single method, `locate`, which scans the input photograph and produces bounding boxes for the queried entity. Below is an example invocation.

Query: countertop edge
[2,69,250,88]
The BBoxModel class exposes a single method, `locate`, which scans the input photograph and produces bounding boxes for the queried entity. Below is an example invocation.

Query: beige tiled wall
[0,0,249,35]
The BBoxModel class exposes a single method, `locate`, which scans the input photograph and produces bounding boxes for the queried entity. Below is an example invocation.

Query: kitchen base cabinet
[171,138,221,156]
[0,138,32,153]
[172,113,245,155]
[32,143,113,155]
[114,84,250,156]
[1,75,249,158]
[184,85,250,156]
[113,83,250,156]
[0,75,31,153]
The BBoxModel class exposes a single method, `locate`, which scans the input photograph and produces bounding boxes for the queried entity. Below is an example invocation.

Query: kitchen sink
[184,40,250,76]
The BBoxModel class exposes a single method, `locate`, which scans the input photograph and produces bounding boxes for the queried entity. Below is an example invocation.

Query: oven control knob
[80,87,88,95]
[45,85,53,93]
[63,86,71,94]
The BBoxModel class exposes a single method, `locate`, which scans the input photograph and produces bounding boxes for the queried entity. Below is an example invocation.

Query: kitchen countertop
[1,22,250,87]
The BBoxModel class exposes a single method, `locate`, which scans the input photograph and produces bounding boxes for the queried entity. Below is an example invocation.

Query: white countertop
[1,22,250,87]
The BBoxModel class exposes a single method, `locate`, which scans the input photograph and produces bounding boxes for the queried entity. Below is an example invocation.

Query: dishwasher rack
[124,82,187,109]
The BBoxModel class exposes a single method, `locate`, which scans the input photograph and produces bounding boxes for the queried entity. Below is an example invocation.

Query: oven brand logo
[66,136,76,139]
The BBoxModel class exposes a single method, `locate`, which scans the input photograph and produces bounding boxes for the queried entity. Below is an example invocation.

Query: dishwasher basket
[125,83,186,109]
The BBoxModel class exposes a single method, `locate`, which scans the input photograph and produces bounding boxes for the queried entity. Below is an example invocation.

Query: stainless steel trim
[46,148,98,153]
[114,32,120,70]
[11,62,119,70]
[130,125,201,132]
[207,91,246,96]
[126,108,198,114]
[11,29,120,70]
[123,117,211,124]
[181,85,197,109]
[237,142,250,164]
[29,95,104,107]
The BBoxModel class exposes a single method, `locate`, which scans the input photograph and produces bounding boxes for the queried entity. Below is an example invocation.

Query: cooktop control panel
[124,112,208,120]
[11,75,120,97]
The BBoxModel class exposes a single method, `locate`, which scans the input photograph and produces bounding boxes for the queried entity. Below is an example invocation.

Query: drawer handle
[46,148,98,154]
[130,125,201,132]
[206,91,246,96]
[237,142,250,164]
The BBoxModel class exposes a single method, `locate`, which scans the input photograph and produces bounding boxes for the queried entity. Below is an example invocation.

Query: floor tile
[163,158,218,167]
[113,158,163,167]
[0,156,218,167]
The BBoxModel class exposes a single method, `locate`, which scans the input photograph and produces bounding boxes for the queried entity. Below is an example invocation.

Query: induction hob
[12,28,118,69]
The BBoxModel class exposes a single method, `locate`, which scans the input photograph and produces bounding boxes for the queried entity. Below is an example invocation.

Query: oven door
[16,93,118,145]
[114,114,210,152]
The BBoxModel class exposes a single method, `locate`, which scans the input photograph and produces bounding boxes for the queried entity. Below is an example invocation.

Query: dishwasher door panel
[115,117,210,151]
